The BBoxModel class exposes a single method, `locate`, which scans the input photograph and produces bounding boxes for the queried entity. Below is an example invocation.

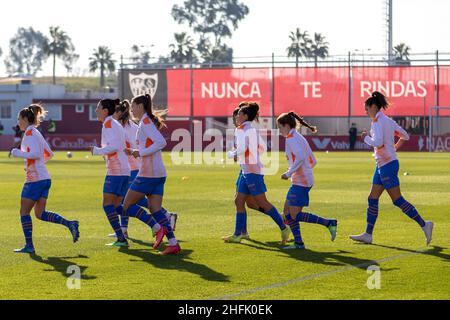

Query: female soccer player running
[350,91,433,245]
[122,94,180,255]
[223,102,290,244]
[227,105,287,240]
[11,104,79,253]
[109,100,177,239]
[91,99,131,247]
[277,112,337,249]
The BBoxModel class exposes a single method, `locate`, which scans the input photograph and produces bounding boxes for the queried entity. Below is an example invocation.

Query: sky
[0,0,449,77]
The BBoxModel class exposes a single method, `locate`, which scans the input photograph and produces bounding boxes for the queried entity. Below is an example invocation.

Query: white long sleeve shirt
[136,114,167,178]
[364,111,410,168]
[123,120,141,172]
[228,121,264,175]
[93,116,130,176]
[12,125,53,183]
[284,129,317,187]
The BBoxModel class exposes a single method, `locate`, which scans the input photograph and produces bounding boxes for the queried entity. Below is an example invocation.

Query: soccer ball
[66,151,73,158]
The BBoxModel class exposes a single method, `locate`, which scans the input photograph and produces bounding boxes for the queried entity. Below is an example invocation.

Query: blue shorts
[103,176,130,197]
[237,173,267,196]
[235,170,243,187]
[21,179,51,201]
[286,185,312,207]
[372,160,400,190]
[129,170,139,188]
[130,177,166,196]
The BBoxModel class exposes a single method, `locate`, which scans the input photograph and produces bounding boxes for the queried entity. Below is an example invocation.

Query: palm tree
[89,46,116,87]
[169,32,197,64]
[287,28,311,68]
[44,26,74,84]
[309,33,329,67]
[394,43,411,63]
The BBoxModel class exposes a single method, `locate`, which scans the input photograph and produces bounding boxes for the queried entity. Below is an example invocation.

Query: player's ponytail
[290,112,317,133]
[132,94,166,130]
[116,99,132,126]
[365,91,390,110]
[100,99,121,116]
[19,103,47,127]
[277,111,318,133]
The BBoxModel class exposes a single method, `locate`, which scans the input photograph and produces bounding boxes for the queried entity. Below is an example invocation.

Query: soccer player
[11,104,79,253]
[122,94,180,255]
[91,99,130,247]
[223,102,290,244]
[277,112,337,249]
[109,100,177,239]
[350,91,433,245]
[227,105,287,240]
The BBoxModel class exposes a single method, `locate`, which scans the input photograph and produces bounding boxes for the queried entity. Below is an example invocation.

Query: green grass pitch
[0,151,449,300]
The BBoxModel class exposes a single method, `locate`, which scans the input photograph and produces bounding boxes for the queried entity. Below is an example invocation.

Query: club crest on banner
[129,73,158,97]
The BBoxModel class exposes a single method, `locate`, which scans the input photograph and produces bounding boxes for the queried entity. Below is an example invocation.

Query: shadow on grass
[370,244,450,262]
[127,237,185,247]
[29,254,97,280]
[240,239,399,272]
[118,247,230,283]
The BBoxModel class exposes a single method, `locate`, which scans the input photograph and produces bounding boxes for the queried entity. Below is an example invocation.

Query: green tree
[309,32,329,67]
[89,46,116,87]
[169,32,197,64]
[172,0,249,64]
[394,43,411,65]
[287,28,311,68]
[44,26,75,84]
[63,44,79,76]
[4,27,48,76]
[197,38,232,67]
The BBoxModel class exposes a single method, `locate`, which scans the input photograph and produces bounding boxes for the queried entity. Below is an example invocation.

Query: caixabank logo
[120,69,168,109]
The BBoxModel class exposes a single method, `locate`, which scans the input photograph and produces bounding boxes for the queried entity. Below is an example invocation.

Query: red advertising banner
[352,66,436,116]
[167,69,191,116]
[192,68,272,116]
[274,67,349,116]
[438,66,450,116]
[159,67,448,117]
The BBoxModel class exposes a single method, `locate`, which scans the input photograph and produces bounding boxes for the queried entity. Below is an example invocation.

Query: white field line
[209,249,429,300]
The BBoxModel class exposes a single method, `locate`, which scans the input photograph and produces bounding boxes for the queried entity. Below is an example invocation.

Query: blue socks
[286,214,303,245]
[120,216,129,229]
[20,215,33,247]
[137,197,149,208]
[152,209,176,243]
[234,212,247,236]
[296,212,330,227]
[39,211,70,227]
[393,197,426,227]
[103,205,126,242]
[366,198,379,234]
[122,204,154,227]
[264,207,286,230]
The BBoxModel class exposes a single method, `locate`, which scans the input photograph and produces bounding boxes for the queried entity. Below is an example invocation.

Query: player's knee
[34,210,43,219]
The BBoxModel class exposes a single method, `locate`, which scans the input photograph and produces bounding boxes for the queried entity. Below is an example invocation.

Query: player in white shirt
[11,104,79,254]
[350,91,433,245]
[223,102,290,244]
[277,112,337,249]
[91,99,131,247]
[122,94,180,255]
[108,100,177,239]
